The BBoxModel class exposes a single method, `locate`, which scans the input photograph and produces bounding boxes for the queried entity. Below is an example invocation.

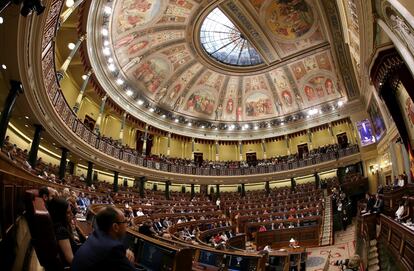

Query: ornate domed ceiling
[87,0,355,138]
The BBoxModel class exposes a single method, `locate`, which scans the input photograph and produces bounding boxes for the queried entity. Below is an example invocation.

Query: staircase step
[367,264,380,271]
[370,239,377,246]
[368,258,379,266]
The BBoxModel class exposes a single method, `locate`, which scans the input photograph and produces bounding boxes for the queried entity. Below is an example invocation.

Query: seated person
[48,197,80,267]
[258,225,267,232]
[372,194,384,213]
[400,200,411,222]
[72,206,135,271]
[395,201,405,221]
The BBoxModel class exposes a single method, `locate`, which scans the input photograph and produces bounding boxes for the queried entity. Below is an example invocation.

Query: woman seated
[48,197,80,267]
[400,200,411,222]
[395,201,405,221]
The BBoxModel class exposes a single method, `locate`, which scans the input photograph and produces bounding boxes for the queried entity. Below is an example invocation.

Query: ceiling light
[81,74,87,80]
[267,123,271,128]
[65,0,74,7]
[116,78,124,85]
[0,17,4,24]
[137,99,144,105]
[201,125,205,129]
[101,28,109,36]
[24,124,28,127]
[107,57,114,63]
[25,116,29,119]
[162,114,166,118]
[244,124,249,129]
[149,108,154,112]
[68,42,76,50]
[41,137,43,140]
[126,90,133,96]
[281,122,284,126]
[102,47,110,56]
[188,122,192,126]
[174,118,179,123]
[308,108,318,116]
[338,101,344,107]
[108,63,116,71]
[103,6,112,15]
[254,125,259,130]
[1,64,6,70]
[52,143,56,146]
[103,40,109,46]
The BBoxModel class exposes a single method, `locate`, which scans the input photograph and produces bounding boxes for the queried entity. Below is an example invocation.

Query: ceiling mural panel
[86,0,357,137]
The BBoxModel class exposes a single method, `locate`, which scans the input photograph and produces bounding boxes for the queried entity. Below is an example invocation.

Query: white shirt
[136,210,144,217]
[398,179,405,187]
[396,205,404,219]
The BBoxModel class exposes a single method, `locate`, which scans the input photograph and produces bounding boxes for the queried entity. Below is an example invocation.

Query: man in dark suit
[72,207,136,271]
[373,193,384,213]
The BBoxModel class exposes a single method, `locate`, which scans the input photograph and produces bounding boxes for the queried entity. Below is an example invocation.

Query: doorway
[297,143,309,159]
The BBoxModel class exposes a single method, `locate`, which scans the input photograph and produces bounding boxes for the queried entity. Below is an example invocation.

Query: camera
[333,256,360,271]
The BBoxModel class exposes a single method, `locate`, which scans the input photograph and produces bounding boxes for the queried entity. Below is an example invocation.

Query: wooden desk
[379,214,414,271]
[255,225,320,249]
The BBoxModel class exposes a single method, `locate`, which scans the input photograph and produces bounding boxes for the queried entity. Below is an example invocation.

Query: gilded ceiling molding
[320,0,360,99]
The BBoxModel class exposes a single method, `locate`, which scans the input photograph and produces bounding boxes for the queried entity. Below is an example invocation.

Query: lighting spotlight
[0,17,4,24]
[20,0,46,17]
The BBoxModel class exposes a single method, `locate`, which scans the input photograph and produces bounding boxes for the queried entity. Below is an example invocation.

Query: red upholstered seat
[24,190,64,271]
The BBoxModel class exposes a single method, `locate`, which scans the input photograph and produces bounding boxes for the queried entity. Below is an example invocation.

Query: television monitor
[356,119,376,146]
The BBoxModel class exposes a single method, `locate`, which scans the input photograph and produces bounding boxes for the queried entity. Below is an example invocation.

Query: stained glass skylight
[200,8,263,66]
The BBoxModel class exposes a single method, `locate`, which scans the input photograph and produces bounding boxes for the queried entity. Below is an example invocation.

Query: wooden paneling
[379,214,414,271]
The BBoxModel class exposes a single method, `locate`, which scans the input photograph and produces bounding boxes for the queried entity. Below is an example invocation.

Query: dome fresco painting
[88,0,351,134]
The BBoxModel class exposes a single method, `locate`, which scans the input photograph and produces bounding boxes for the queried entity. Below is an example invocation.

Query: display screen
[356,119,376,146]
[198,250,223,267]
[367,98,386,140]
[135,239,175,271]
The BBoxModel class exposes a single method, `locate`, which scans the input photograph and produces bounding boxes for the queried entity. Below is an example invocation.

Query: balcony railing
[39,0,360,177]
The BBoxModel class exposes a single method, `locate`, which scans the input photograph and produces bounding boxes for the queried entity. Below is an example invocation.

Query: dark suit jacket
[72,230,135,271]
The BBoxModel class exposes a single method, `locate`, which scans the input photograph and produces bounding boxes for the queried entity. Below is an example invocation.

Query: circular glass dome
[200,8,264,66]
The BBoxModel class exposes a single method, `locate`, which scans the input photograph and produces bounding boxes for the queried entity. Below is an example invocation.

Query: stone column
[314,172,320,189]
[191,137,195,160]
[307,129,313,150]
[94,95,108,135]
[328,123,335,144]
[290,177,296,192]
[28,125,43,168]
[119,112,127,143]
[58,148,69,180]
[191,183,195,198]
[113,171,119,192]
[261,139,267,159]
[86,161,93,186]
[0,80,23,147]
[68,161,75,175]
[400,142,412,183]
[238,140,243,161]
[265,181,270,195]
[57,35,86,81]
[166,132,171,157]
[73,70,92,114]
[138,176,146,198]
[241,183,246,197]
[142,124,149,155]
[285,135,290,155]
[215,140,219,161]
[59,0,85,25]
[389,144,398,181]
[165,181,170,200]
